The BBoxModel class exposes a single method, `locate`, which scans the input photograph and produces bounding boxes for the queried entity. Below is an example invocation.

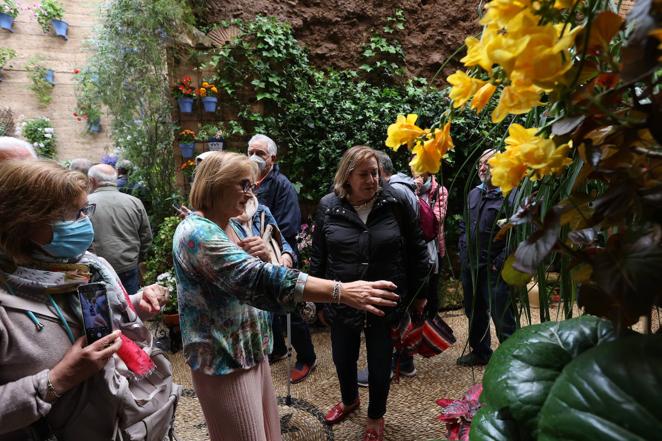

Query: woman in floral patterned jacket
[172,152,399,441]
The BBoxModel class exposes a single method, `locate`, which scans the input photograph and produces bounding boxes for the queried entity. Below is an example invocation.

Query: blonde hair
[333,145,379,199]
[0,159,89,261]
[189,151,257,212]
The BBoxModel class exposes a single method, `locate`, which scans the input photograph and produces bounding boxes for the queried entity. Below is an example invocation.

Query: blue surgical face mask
[40,217,95,260]
[249,154,266,173]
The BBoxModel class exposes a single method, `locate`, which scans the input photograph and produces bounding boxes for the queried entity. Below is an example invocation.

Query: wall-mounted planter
[179,142,195,158]
[201,96,217,113]
[87,120,101,134]
[44,69,55,85]
[51,19,68,40]
[207,137,224,151]
[0,13,14,32]
[177,97,193,113]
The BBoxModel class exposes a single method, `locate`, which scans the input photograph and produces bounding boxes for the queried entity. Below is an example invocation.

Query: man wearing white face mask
[247,134,318,383]
[457,149,517,367]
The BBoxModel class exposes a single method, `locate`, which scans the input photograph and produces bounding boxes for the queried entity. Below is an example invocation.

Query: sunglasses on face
[76,203,96,220]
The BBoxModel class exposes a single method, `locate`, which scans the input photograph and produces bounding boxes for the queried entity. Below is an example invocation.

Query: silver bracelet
[332,281,342,305]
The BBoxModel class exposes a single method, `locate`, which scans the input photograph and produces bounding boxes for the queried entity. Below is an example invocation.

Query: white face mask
[249,154,266,173]
[236,195,259,225]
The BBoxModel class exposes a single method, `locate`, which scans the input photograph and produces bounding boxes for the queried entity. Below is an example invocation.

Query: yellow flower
[210,86,218,94]
[491,81,542,123]
[488,149,528,194]
[447,71,485,109]
[525,141,573,179]
[553,0,578,9]
[471,82,497,113]
[480,0,531,28]
[409,122,454,175]
[461,33,494,73]
[198,87,207,97]
[385,114,426,151]
[202,81,210,88]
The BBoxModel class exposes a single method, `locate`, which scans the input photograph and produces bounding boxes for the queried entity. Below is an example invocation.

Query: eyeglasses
[240,179,257,194]
[76,203,96,220]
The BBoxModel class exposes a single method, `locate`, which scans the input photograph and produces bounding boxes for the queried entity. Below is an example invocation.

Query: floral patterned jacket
[172,214,306,376]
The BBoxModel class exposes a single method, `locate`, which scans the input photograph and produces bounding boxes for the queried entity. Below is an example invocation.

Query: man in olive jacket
[88,164,152,295]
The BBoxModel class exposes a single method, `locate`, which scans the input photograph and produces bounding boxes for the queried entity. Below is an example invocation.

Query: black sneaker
[357,367,369,387]
[268,351,288,364]
[456,352,490,367]
[399,362,417,377]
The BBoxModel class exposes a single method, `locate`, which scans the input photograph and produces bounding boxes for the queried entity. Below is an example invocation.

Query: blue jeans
[461,265,517,360]
[118,266,141,296]
[271,312,316,365]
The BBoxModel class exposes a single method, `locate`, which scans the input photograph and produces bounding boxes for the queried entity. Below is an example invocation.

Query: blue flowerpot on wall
[44,69,55,85]
[51,19,68,40]
[178,97,194,113]
[179,142,195,158]
[207,137,224,151]
[87,120,101,134]
[201,96,218,113]
[0,13,14,32]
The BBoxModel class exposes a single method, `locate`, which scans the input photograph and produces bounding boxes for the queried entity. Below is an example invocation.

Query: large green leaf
[481,316,616,438]
[470,406,525,441]
[538,334,662,441]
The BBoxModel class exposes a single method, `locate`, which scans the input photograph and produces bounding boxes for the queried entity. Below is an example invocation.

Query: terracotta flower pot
[162,312,179,327]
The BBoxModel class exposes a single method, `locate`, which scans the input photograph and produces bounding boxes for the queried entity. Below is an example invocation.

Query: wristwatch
[44,372,62,402]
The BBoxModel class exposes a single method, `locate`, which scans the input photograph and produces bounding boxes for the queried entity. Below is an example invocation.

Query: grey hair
[374,150,395,177]
[248,134,277,156]
[0,136,37,158]
[88,164,118,185]
[69,158,94,175]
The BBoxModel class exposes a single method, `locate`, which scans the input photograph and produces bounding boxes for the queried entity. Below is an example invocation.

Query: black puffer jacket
[310,185,431,330]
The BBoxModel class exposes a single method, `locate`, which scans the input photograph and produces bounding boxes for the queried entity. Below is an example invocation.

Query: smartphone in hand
[77,282,113,345]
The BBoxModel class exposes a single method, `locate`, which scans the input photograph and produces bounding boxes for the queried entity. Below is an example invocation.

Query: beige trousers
[191,359,282,441]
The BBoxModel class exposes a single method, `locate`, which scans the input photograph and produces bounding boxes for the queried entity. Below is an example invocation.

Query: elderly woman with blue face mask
[0,159,174,441]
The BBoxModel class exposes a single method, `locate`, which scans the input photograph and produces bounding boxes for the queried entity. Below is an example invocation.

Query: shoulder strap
[0,288,78,324]
[260,210,267,237]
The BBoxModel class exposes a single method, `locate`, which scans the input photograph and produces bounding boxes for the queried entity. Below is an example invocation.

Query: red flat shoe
[363,418,384,441]
[324,398,360,425]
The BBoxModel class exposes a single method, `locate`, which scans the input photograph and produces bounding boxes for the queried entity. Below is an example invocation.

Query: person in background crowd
[87,164,152,295]
[0,160,169,441]
[457,149,517,366]
[247,134,317,384]
[310,146,430,441]
[0,137,37,161]
[172,151,399,441]
[413,170,448,317]
[69,158,94,176]
[356,151,420,387]
[116,159,133,192]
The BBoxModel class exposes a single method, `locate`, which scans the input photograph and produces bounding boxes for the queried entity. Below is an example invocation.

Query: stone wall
[0,0,111,161]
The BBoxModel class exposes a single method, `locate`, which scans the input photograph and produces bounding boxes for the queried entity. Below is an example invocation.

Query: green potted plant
[0,47,16,81]
[178,129,196,158]
[196,80,219,113]
[156,271,179,326]
[73,68,103,133]
[172,76,196,113]
[21,117,55,158]
[0,0,19,32]
[25,58,54,106]
[35,0,67,40]
[195,123,224,151]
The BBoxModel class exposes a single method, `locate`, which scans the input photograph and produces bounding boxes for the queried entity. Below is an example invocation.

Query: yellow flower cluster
[488,124,572,194]
[198,81,219,97]
[385,114,454,174]
[448,0,581,122]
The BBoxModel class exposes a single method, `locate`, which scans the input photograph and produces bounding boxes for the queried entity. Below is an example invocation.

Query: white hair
[69,158,94,174]
[88,164,118,185]
[248,134,277,156]
[0,136,37,158]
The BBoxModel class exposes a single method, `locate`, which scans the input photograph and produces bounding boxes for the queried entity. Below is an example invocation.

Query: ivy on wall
[83,0,193,225]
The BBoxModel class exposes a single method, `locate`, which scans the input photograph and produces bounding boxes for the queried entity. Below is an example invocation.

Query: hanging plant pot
[51,19,68,40]
[177,97,194,113]
[207,136,224,151]
[162,312,180,327]
[87,120,101,134]
[44,69,55,85]
[0,13,14,32]
[201,96,218,113]
[179,142,195,158]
